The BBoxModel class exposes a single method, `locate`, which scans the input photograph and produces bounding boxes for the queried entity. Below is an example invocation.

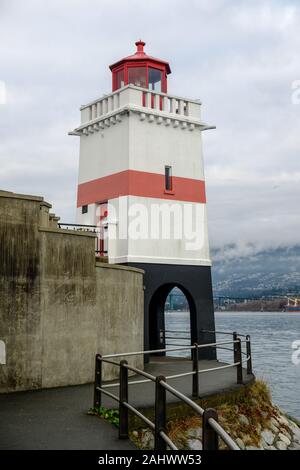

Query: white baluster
[154,94,160,110]
[102,99,108,115]
[108,96,113,112]
[92,104,97,120]
[162,96,169,112]
[184,101,188,116]
[178,100,184,115]
[97,101,102,117]
[113,92,119,110]
[145,92,151,108]
[170,98,176,114]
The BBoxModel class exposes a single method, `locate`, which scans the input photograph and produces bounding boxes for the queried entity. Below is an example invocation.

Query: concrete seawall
[0,190,144,393]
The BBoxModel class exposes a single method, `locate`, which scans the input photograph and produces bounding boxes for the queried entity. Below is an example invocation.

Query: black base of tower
[125,263,216,360]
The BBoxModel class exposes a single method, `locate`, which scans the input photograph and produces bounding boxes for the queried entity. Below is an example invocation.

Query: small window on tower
[165,166,172,191]
[82,205,88,214]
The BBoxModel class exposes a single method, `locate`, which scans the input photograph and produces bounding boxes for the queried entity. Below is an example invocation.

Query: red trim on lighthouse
[77,170,206,207]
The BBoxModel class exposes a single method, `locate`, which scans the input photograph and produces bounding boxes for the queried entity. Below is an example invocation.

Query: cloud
[0,0,299,256]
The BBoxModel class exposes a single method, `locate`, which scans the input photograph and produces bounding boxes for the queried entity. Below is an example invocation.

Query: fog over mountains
[211,244,300,298]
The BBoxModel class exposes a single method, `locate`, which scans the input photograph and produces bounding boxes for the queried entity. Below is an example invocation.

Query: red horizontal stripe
[77,170,206,207]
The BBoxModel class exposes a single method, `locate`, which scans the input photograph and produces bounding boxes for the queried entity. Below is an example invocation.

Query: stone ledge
[95,262,144,275]
[0,190,51,207]
[39,227,96,237]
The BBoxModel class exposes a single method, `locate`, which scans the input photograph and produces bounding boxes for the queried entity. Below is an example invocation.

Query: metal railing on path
[93,332,253,450]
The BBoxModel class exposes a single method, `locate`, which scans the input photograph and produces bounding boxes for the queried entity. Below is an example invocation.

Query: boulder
[261,429,275,446]
[187,439,202,450]
[235,438,245,450]
[238,414,250,426]
[276,440,287,450]
[278,433,291,446]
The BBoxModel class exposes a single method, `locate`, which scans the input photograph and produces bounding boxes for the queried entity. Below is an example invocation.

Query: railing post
[94,354,102,408]
[246,335,252,375]
[202,408,219,450]
[154,376,167,451]
[233,331,238,364]
[119,360,129,439]
[192,343,199,398]
[236,338,243,384]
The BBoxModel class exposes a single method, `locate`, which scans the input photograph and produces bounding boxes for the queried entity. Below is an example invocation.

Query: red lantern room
[109,40,171,93]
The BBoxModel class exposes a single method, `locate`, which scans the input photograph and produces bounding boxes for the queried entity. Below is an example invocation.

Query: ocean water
[165,311,300,421]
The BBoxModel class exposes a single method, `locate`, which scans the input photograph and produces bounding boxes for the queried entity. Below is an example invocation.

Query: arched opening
[165,287,191,357]
[149,284,197,356]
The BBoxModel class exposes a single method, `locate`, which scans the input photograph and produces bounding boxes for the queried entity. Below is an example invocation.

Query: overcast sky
[0,0,299,257]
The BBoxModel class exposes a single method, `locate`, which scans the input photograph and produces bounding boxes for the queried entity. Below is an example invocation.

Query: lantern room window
[116,69,124,89]
[128,67,147,88]
[148,68,162,92]
[110,41,170,93]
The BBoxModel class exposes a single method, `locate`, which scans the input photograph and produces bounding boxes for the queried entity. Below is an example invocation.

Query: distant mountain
[211,245,300,298]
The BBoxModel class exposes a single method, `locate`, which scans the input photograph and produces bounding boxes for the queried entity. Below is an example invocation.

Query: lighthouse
[71,41,216,354]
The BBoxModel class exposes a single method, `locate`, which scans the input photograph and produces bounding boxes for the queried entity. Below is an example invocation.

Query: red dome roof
[109,40,171,75]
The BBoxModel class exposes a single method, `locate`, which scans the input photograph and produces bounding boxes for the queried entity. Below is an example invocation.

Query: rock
[278,433,291,446]
[261,429,275,446]
[288,419,300,432]
[132,430,138,438]
[187,439,202,450]
[236,438,245,450]
[187,428,202,440]
[276,440,287,450]
[270,417,280,429]
[280,428,291,440]
[141,430,154,449]
[278,415,289,427]
[269,422,279,434]
[289,441,300,450]
[289,422,300,443]
[246,446,261,450]
[238,414,250,426]
[264,445,276,450]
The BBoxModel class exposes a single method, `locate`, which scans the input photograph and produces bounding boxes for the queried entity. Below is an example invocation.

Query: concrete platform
[101,358,253,409]
[0,359,254,450]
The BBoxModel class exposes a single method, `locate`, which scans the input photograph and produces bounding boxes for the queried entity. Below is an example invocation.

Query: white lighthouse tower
[71,41,216,354]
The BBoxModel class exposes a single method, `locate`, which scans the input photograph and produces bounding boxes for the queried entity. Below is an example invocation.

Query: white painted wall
[75,88,211,266]
[129,112,205,179]
[77,118,129,184]
[107,196,211,266]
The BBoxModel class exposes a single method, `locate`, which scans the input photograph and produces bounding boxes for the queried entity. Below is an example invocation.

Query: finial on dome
[135,40,146,53]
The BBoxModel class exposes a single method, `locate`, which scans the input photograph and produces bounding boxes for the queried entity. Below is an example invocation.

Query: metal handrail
[208,417,240,450]
[159,379,205,415]
[159,431,178,450]
[124,402,155,430]
[102,345,196,358]
[165,336,192,340]
[102,339,238,360]
[93,332,252,450]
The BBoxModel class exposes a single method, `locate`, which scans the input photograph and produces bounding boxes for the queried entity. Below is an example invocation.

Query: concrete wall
[0,191,144,393]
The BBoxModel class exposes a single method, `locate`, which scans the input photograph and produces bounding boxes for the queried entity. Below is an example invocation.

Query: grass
[166,380,282,448]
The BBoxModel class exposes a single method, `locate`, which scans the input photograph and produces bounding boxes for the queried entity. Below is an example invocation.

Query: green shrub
[89,406,120,428]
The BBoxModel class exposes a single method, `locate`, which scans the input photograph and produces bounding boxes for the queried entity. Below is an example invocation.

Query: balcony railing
[58,223,107,257]
[69,85,214,136]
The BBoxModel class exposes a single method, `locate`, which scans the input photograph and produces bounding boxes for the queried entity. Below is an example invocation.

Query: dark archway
[149,283,197,353]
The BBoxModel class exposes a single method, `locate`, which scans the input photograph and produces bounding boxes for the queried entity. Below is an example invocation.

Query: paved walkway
[0,359,253,450]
